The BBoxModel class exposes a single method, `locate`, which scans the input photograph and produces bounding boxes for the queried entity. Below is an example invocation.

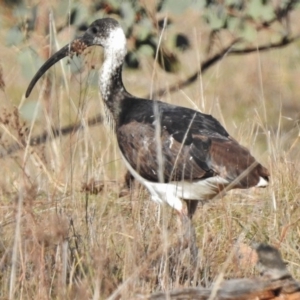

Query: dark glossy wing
[203,135,269,188]
[117,120,213,182]
[117,97,269,186]
[119,98,229,141]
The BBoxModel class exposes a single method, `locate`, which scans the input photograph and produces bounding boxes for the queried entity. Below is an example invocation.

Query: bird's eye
[91,27,98,34]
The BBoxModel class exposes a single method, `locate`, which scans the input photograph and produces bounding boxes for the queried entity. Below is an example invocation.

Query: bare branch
[0,114,103,158]
[149,38,241,99]
[150,35,300,99]
[230,35,300,55]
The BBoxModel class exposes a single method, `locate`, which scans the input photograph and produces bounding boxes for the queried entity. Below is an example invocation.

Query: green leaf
[18,49,44,80]
[6,27,24,46]
[225,0,244,7]
[138,45,155,56]
[56,1,70,18]
[205,9,227,30]
[106,0,122,9]
[70,3,89,25]
[161,0,205,14]
[139,18,153,32]
[247,0,275,21]
[56,2,89,24]
[120,1,136,31]
[134,24,151,42]
[132,17,153,41]
[19,101,42,121]
[12,4,29,18]
[242,23,257,42]
[227,17,240,32]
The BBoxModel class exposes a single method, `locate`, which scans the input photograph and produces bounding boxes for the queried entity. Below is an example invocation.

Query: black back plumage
[116,96,268,186]
[119,98,229,139]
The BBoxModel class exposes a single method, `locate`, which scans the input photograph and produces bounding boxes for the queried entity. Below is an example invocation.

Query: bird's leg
[185,200,199,219]
[179,200,199,265]
[119,171,135,197]
[124,171,134,189]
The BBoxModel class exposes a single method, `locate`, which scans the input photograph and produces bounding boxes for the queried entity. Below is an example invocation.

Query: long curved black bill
[25,43,73,98]
[25,37,89,98]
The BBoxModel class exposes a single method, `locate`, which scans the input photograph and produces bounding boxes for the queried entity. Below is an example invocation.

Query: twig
[0,114,103,158]
[150,35,300,99]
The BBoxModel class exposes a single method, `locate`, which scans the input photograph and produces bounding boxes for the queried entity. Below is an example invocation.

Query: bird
[25,18,269,254]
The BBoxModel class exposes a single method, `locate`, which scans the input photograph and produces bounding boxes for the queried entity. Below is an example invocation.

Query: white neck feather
[99,27,127,102]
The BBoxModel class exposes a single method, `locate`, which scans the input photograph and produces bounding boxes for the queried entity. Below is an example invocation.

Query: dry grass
[0,2,300,299]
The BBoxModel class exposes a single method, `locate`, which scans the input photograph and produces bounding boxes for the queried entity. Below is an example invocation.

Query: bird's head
[85,18,125,49]
[26,18,126,98]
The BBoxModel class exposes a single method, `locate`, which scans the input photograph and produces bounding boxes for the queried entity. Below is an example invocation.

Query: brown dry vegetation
[0,1,300,299]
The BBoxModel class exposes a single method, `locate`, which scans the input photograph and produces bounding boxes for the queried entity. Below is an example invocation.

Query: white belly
[120,153,229,213]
